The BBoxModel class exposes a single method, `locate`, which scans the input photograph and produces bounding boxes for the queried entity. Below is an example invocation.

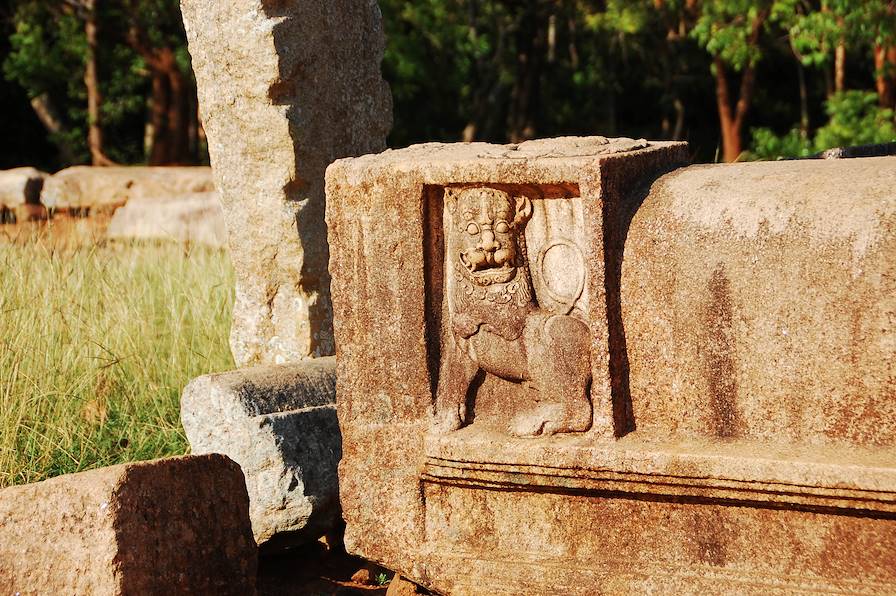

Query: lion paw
[508,403,591,437]
[433,406,465,434]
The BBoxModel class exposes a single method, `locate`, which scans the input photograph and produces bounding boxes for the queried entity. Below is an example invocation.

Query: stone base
[0,454,256,594]
[181,357,340,550]
[412,428,896,594]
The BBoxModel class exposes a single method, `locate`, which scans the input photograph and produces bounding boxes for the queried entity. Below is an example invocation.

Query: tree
[692,0,786,162]
[119,0,201,164]
[80,0,115,165]
[4,0,203,167]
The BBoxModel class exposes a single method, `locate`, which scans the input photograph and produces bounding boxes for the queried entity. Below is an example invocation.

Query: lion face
[448,188,532,286]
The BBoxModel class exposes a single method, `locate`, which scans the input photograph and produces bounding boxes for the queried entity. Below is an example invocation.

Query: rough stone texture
[181,357,340,550]
[0,454,256,594]
[181,0,392,367]
[623,158,895,447]
[386,576,424,596]
[326,139,896,594]
[107,191,227,247]
[41,166,214,213]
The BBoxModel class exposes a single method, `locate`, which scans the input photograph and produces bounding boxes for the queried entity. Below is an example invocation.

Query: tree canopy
[1,0,894,170]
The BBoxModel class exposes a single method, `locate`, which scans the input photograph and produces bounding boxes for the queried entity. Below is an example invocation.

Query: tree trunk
[834,15,846,94]
[710,9,767,162]
[29,94,77,164]
[834,40,846,93]
[713,56,760,162]
[143,47,196,165]
[83,0,114,166]
[148,70,171,165]
[874,45,896,109]
[508,0,548,143]
[127,14,199,165]
[797,57,809,139]
[714,58,740,162]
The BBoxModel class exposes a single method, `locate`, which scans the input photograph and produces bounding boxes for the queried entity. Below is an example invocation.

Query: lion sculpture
[434,186,593,437]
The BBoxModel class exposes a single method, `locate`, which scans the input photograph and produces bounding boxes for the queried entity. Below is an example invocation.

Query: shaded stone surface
[0,454,256,594]
[107,191,227,247]
[181,357,340,550]
[181,0,392,367]
[325,139,896,594]
[41,166,214,213]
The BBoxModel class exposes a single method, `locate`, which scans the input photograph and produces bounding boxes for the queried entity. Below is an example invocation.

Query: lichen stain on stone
[703,265,743,440]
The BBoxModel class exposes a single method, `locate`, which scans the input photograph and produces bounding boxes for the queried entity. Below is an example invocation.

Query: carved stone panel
[435,185,593,437]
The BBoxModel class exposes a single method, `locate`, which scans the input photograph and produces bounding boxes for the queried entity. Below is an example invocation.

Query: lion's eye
[495,221,509,234]
[466,222,480,235]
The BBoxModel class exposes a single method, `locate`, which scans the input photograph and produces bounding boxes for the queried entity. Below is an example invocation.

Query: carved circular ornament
[537,239,586,314]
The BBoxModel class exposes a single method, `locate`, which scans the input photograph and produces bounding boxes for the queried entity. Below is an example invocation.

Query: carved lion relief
[434,186,593,437]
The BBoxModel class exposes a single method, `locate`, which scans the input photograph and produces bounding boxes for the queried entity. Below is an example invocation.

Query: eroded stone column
[181,0,392,365]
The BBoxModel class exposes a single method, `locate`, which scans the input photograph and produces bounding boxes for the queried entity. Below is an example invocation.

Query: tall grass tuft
[0,223,234,487]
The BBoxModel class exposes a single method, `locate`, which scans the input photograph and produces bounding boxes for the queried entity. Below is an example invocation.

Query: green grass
[0,227,235,488]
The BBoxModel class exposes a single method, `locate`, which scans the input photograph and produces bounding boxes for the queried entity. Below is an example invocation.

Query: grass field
[0,219,235,488]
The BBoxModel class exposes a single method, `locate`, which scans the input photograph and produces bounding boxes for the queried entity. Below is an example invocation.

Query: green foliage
[749,91,896,158]
[0,232,234,487]
[814,90,896,148]
[749,127,813,159]
[1,0,894,165]
[375,573,391,586]
[4,3,91,163]
[692,0,780,69]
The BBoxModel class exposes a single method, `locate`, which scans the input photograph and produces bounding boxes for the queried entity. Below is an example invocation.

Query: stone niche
[326,138,896,595]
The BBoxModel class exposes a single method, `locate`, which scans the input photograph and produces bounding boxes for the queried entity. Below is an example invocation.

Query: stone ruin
[2,0,894,592]
[326,137,896,593]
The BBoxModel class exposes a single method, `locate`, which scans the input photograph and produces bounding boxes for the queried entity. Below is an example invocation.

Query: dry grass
[0,218,235,487]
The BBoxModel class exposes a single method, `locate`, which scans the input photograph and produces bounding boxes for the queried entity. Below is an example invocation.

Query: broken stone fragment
[0,454,257,594]
[181,356,340,551]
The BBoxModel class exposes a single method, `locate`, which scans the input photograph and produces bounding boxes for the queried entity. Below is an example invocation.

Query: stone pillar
[181,0,392,365]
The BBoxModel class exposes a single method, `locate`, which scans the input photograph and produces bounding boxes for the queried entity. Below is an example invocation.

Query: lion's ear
[514,196,532,224]
[444,188,458,215]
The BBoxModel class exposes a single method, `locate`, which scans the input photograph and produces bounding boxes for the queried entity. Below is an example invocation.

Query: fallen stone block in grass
[107,191,227,248]
[41,166,215,214]
[181,356,340,551]
[0,454,257,594]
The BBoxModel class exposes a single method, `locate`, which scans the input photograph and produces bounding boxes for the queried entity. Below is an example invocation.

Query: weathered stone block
[41,166,214,213]
[181,0,392,366]
[325,138,896,594]
[107,191,227,247]
[181,357,340,550]
[0,454,256,594]
[0,167,47,208]
[0,167,48,222]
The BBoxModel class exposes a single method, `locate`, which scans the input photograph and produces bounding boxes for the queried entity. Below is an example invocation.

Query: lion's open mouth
[466,264,516,285]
